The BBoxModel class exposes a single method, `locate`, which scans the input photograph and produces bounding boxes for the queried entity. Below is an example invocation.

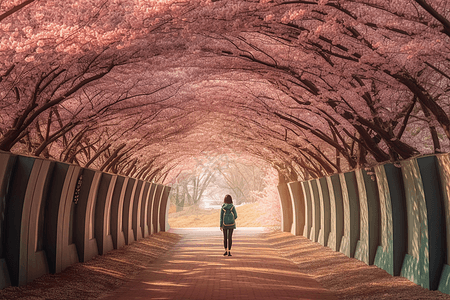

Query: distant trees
[168,154,268,208]
[216,160,266,204]
[171,158,218,208]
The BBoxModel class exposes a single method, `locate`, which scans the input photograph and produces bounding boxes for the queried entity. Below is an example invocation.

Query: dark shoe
[223,251,228,256]
[228,252,232,256]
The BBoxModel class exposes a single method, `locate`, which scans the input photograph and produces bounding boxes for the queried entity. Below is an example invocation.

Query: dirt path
[100,227,337,300]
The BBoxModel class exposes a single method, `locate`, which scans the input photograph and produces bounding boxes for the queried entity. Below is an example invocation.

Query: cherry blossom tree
[0,0,449,186]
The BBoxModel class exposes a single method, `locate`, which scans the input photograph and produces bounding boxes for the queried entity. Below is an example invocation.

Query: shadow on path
[100,227,337,300]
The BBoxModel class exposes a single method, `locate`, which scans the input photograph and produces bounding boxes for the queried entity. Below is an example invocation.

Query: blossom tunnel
[1,0,450,294]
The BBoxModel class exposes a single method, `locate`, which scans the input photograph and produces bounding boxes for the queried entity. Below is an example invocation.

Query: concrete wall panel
[140,182,151,237]
[43,163,67,273]
[132,180,144,241]
[25,159,54,284]
[122,178,136,245]
[4,157,55,285]
[374,163,407,276]
[44,163,80,274]
[165,188,171,231]
[400,158,423,287]
[326,174,344,252]
[309,180,321,243]
[110,176,126,250]
[438,154,450,293]
[159,186,171,232]
[147,183,157,234]
[339,171,360,258]
[4,155,35,286]
[287,181,305,236]
[400,156,446,290]
[317,178,331,247]
[94,173,116,255]
[277,183,293,233]
[301,181,312,238]
[73,169,100,263]
[0,152,16,289]
[354,168,380,265]
[417,156,445,290]
[152,184,164,233]
[0,259,10,289]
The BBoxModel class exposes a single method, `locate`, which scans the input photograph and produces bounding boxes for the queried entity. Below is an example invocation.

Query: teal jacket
[220,203,237,229]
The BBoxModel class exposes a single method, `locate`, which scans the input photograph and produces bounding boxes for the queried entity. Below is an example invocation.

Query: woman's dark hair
[224,194,233,204]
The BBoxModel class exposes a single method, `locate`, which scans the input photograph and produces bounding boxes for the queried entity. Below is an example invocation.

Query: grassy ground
[168,202,278,228]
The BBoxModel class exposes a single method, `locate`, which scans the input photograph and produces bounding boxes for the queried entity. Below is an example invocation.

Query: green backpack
[223,206,235,227]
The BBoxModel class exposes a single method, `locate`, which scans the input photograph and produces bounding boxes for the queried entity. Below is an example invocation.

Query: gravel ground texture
[266,231,450,300]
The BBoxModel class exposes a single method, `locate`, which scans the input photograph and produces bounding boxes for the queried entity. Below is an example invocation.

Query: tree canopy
[1,0,449,183]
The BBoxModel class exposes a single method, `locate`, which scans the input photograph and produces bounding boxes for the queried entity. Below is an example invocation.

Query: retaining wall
[0,151,171,289]
[278,154,450,293]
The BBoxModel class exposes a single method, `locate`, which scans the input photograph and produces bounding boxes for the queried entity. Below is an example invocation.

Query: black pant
[223,228,234,250]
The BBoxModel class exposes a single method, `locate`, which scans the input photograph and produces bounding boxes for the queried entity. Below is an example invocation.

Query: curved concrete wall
[339,171,360,258]
[0,151,171,289]
[122,178,137,245]
[94,173,115,255]
[287,181,305,236]
[438,153,450,293]
[326,174,344,252]
[373,163,407,276]
[74,169,101,263]
[354,168,380,266]
[318,178,331,247]
[4,156,54,286]
[110,176,126,250]
[132,180,144,242]
[146,183,157,235]
[301,181,312,238]
[309,180,321,242]
[277,183,293,233]
[402,155,446,290]
[159,186,171,232]
[152,184,164,234]
[0,152,16,289]
[278,154,450,293]
[140,182,151,238]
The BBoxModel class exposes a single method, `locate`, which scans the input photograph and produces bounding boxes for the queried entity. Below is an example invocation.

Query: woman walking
[220,194,238,256]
